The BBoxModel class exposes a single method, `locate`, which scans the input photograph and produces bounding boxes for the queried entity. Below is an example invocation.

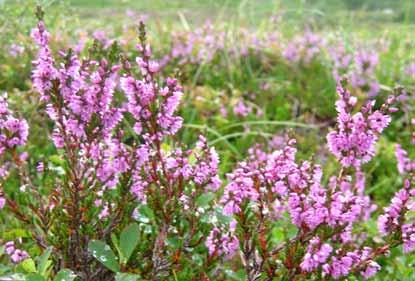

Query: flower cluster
[323,247,381,279]
[0,94,28,155]
[300,237,333,272]
[0,94,28,208]
[329,43,353,82]
[283,31,324,65]
[160,21,225,67]
[209,82,401,279]
[2,11,413,281]
[378,179,415,246]
[395,144,415,174]
[4,241,29,264]
[206,218,239,258]
[327,83,394,168]
[350,50,380,97]
[25,17,225,279]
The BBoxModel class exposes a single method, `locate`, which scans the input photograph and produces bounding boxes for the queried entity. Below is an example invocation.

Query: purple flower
[300,237,333,272]
[327,84,393,168]
[206,219,239,258]
[395,144,414,174]
[361,261,381,279]
[0,196,5,209]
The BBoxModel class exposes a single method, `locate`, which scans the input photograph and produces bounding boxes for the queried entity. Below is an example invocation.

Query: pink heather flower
[395,144,414,174]
[233,99,251,117]
[378,183,411,236]
[323,248,377,279]
[5,241,15,255]
[221,165,259,215]
[36,161,44,172]
[4,241,28,264]
[206,219,239,258]
[0,196,5,209]
[98,204,110,219]
[31,21,57,102]
[329,43,353,81]
[300,237,333,272]
[361,261,381,279]
[191,135,222,191]
[349,49,380,96]
[10,249,29,264]
[325,257,352,279]
[283,31,324,64]
[9,43,25,57]
[0,95,29,156]
[354,50,378,74]
[406,63,415,79]
[368,111,391,133]
[402,224,415,253]
[327,84,392,168]
[163,21,225,67]
[378,179,415,252]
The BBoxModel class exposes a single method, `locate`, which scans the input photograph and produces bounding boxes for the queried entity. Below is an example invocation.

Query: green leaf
[196,192,215,208]
[111,233,122,260]
[2,274,25,281]
[88,240,120,272]
[21,258,37,273]
[49,155,64,166]
[37,247,52,275]
[54,269,77,281]
[115,273,140,281]
[25,273,45,281]
[138,205,155,222]
[2,228,32,239]
[120,223,140,264]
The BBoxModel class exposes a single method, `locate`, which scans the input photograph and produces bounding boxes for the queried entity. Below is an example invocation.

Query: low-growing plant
[0,7,414,281]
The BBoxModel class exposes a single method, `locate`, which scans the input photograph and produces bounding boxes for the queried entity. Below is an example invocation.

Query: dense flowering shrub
[0,8,414,281]
[206,83,414,280]
[2,10,222,280]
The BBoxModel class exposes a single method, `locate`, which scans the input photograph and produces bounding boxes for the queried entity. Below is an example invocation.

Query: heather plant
[1,2,415,281]
[1,9,222,280]
[206,82,414,280]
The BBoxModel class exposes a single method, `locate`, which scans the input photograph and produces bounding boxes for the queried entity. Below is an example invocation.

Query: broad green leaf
[49,155,64,166]
[196,192,215,208]
[120,223,140,264]
[37,247,52,275]
[115,273,140,281]
[54,269,77,281]
[111,233,122,260]
[2,274,25,281]
[88,240,120,272]
[21,258,37,273]
[136,205,155,223]
[3,229,32,239]
[25,273,45,281]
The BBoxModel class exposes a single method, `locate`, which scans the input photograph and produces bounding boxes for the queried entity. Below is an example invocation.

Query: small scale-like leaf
[54,269,77,281]
[88,240,120,272]
[120,223,140,264]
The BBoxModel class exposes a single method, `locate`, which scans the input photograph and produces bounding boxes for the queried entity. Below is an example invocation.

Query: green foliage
[119,223,140,265]
[88,240,120,273]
